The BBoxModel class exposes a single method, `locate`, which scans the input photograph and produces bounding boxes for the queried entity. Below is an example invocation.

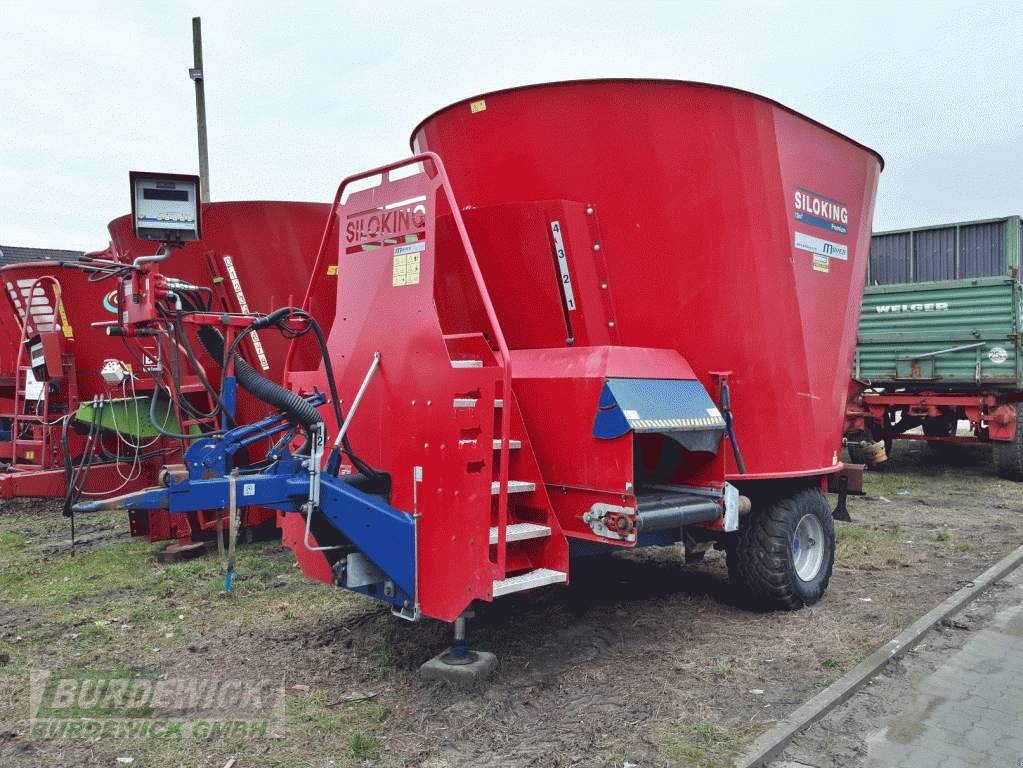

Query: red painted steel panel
[288,167,505,622]
[107,200,337,384]
[1,201,334,512]
[508,346,708,539]
[411,80,882,479]
[1,262,117,400]
[0,301,19,379]
[436,201,619,349]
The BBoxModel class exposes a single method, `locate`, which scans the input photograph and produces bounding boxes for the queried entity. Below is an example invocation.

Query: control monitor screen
[130,172,202,243]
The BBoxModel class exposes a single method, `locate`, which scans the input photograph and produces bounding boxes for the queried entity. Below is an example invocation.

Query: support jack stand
[420,612,498,684]
[156,540,216,564]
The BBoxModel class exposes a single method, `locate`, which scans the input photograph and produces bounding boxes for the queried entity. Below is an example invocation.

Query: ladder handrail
[283,152,515,580]
[427,153,514,579]
[10,275,63,467]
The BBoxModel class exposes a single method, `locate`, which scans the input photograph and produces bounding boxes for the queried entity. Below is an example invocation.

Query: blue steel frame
[73,392,417,610]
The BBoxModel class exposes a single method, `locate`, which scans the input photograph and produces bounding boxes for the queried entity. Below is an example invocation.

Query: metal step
[489,522,551,545]
[492,439,522,450]
[450,359,483,368]
[491,480,535,495]
[454,398,505,409]
[492,568,567,597]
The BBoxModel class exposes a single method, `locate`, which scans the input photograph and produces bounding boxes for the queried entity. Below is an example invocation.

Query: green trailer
[846,216,1023,478]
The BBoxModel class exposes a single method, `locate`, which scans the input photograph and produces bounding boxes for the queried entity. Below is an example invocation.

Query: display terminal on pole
[129,171,202,245]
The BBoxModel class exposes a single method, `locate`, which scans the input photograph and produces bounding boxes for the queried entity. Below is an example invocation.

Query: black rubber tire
[727,487,835,610]
[923,415,957,453]
[992,406,1023,481]
[845,436,866,465]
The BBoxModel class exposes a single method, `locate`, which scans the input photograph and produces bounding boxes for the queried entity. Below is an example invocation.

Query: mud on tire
[727,487,835,610]
[923,414,957,455]
[992,405,1023,481]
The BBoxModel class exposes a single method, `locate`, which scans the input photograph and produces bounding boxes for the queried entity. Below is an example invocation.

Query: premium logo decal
[794,187,848,236]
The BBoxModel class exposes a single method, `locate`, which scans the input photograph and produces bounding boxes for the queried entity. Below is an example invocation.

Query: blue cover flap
[593,378,726,440]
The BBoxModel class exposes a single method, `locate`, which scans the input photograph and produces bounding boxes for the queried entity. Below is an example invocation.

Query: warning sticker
[813,254,830,273]
[393,253,421,287]
[470,99,486,113]
[223,256,270,371]
[327,265,338,275]
[53,286,73,339]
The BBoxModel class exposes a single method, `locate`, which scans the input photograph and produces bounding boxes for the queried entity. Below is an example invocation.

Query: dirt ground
[1,437,1021,768]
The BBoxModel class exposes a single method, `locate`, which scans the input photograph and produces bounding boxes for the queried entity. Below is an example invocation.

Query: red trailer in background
[0,261,169,498]
[76,81,882,670]
[2,201,337,553]
[105,200,338,547]
[1,299,23,431]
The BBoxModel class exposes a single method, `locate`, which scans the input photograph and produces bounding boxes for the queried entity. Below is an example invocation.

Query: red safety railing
[284,152,515,583]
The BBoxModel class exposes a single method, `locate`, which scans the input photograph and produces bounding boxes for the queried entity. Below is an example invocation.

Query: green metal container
[855,276,1022,389]
[850,216,1023,478]
[74,397,191,438]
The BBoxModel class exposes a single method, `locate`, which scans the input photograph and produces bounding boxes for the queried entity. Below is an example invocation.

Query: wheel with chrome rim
[792,512,825,582]
[727,486,835,610]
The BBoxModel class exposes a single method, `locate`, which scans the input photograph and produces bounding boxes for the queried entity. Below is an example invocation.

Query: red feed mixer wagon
[75,80,882,668]
[2,200,337,553]
[0,261,170,498]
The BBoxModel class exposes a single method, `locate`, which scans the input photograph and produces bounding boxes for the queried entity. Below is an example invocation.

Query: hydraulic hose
[194,325,323,434]
[186,301,379,482]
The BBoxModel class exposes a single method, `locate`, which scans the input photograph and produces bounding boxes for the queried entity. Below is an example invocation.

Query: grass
[857,432,1014,499]
[349,732,381,759]
[834,522,915,570]
[835,526,869,542]
[1,506,402,768]
[882,525,901,541]
[661,722,741,767]
[1,541,163,605]
[0,512,374,669]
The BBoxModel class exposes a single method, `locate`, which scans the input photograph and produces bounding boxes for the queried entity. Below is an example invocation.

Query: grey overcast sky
[2,0,1020,251]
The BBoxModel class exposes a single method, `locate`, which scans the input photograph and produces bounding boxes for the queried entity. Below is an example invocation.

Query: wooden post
[191,17,210,204]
